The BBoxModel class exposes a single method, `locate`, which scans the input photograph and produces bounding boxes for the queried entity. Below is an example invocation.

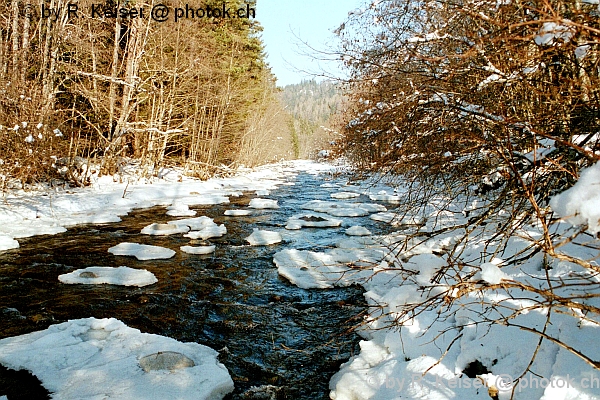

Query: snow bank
[245,229,283,246]
[0,235,19,251]
[108,242,176,260]
[0,318,234,399]
[550,162,600,234]
[58,266,158,287]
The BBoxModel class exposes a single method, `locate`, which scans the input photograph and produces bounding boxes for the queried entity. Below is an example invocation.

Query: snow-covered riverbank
[0,160,598,400]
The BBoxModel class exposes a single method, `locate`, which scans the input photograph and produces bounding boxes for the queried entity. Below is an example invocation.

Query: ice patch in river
[108,242,176,260]
[245,229,283,246]
[180,245,216,255]
[141,222,190,235]
[345,226,372,236]
[184,224,227,240]
[285,213,342,230]
[0,318,234,400]
[249,198,279,209]
[331,191,361,199]
[224,209,253,216]
[58,266,158,287]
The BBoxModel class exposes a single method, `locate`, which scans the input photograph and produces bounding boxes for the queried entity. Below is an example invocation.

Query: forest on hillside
[0,0,344,188]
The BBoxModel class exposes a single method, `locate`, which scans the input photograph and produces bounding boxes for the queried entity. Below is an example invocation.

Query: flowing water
[0,172,391,399]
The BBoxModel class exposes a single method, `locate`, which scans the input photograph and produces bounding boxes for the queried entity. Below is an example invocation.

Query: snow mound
[550,162,600,234]
[168,216,215,230]
[58,266,157,287]
[166,202,196,217]
[285,214,342,230]
[477,262,510,285]
[331,191,360,199]
[245,229,282,246]
[184,224,227,240]
[224,209,253,216]
[0,235,19,251]
[180,245,216,255]
[108,242,176,260]
[0,318,234,399]
[345,226,372,236]
[141,223,190,235]
[249,198,279,209]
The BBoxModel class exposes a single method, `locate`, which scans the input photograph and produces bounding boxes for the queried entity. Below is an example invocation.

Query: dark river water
[0,172,390,399]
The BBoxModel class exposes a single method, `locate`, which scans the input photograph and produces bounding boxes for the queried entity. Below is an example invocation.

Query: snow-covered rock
[245,229,282,246]
[331,191,360,199]
[345,226,372,236]
[180,245,216,255]
[184,224,227,240]
[224,209,253,216]
[108,242,176,260]
[285,214,342,230]
[248,198,279,209]
[0,318,234,399]
[58,266,157,287]
[141,222,190,235]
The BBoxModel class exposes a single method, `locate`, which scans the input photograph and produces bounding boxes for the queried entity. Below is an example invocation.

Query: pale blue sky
[256,0,363,87]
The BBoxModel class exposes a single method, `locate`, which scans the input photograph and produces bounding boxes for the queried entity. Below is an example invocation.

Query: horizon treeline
[0,0,303,187]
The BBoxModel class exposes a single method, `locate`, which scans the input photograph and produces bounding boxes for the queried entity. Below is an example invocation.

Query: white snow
[0,235,19,251]
[184,224,227,240]
[345,226,372,236]
[285,213,342,230]
[58,266,158,287]
[550,162,600,234]
[331,191,361,199]
[249,198,279,209]
[477,262,510,285]
[141,222,190,235]
[108,242,176,260]
[166,202,196,217]
[180,245,216,255]
[0,318,234,399]
[168,216,216,230]
[535,22,575,46]
[301,200,386,217]
[224,209,253,216]
[245,229,283,245]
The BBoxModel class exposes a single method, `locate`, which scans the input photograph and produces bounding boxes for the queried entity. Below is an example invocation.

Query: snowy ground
[0,160,599,400]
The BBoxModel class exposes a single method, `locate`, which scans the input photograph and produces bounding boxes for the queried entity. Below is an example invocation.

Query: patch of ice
[245,229,282,246]
[58,266,157,287]
[255,189,270,196]
[301,200,386,217]
[331,191,360,199]
[0,318,234,399]
[108,242,176,260]
[345,226,372,236]
[224,209,253,216]
[249,198,279,209]
[168,216,215,230]
[184,224,227,240]
[180,245,216,255]
[141,222,190,235]
[370,212,425,226]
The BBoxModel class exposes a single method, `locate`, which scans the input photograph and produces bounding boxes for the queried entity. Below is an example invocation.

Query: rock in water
[139,351,195,372]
